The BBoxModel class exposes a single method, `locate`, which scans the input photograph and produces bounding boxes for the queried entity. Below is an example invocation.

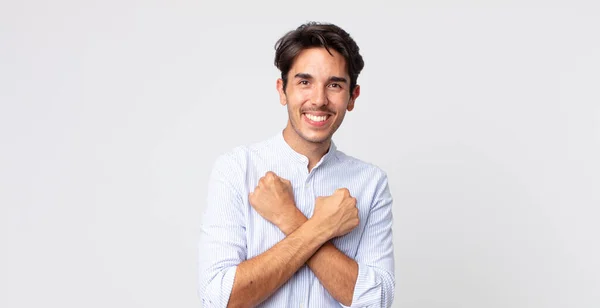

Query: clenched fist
[311,188,359,240]
[249,171,299,229]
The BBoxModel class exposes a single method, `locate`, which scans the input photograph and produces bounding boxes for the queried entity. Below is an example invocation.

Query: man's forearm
[307,243,358,306]
[227,218,330,308]
[281,211,358,306]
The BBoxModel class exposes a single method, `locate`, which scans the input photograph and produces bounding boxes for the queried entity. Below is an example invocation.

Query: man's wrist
[278,207,308,236]
[303,217,334,244]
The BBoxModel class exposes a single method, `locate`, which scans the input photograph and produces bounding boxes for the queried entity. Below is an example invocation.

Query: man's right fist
[249,171,297,229]
[312,188,359,240]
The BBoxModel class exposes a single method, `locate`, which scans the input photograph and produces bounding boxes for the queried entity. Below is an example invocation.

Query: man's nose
[312,87,328,106]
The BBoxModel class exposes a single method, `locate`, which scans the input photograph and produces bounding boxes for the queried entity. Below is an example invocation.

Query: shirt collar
[273,131,338,168]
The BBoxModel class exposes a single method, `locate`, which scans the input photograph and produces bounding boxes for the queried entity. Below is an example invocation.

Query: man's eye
[299,80,309,85]
[329,83,341,88]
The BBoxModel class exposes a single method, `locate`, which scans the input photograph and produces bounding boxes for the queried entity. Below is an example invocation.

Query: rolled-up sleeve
[198,153,246,307]
[343,173,395,308]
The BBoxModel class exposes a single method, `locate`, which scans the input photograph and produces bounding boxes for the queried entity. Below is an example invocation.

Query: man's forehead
[294,48,344,63]
[290,49,349,78]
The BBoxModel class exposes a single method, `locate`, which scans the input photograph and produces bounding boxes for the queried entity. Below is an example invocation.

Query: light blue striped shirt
[198,132,395,307]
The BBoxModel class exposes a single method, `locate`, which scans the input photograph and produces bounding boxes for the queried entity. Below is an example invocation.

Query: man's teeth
[306,114,327,122]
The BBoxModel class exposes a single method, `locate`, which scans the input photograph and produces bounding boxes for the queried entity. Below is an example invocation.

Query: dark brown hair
[274,22,364,93]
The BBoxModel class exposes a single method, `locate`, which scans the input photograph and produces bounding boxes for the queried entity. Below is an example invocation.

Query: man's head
[274,22,364,145]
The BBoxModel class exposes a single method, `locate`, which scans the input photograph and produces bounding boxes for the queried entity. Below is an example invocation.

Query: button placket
[296,172,310,217]
[304,171,317,219]
[304,172,313,196]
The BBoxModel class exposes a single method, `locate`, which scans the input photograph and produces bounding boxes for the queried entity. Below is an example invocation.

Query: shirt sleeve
[342,172,395,308]
[197,153,246,308]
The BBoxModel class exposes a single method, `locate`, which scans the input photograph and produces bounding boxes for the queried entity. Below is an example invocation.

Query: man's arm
[198,153,248,307]
[199,158,322,308]
[338,173,396,308]
[199,165,359,308]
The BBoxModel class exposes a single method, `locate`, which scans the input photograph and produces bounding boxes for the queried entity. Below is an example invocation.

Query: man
[198,22,395,308]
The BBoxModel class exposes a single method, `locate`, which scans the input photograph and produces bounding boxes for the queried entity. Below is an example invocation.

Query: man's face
[277,47,360,144]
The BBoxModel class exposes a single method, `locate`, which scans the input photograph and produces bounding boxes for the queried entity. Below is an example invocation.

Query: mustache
[301,108,335,114]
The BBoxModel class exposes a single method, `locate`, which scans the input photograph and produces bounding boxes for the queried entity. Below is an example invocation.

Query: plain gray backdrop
[1,0,599,307]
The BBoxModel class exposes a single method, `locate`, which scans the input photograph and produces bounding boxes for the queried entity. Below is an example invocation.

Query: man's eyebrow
[294,73,348,83]
[330,76,348,83]
[294,73,313,79]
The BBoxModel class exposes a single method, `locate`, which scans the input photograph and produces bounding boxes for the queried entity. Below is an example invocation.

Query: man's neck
[282,126,331,172]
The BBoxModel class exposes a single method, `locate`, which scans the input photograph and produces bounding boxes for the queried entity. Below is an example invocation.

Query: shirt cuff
[340,262,382,308]
[201,265,238,308]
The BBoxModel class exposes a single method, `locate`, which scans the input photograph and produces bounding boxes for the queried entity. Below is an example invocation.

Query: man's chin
[300,132,332,144]
[289,123,333,144]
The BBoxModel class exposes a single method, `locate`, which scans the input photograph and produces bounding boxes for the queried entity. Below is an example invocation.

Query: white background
[1,0,599,307]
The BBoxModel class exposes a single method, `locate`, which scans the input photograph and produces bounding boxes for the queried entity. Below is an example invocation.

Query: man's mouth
[305,114,329,122]
[303,112,332,127]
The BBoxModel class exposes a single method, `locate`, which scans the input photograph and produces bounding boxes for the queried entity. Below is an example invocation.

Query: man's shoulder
[211,136,274,168]
[335,149,388,180]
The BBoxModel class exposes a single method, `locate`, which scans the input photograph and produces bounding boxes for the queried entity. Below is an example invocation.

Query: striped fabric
[198,132,395,307]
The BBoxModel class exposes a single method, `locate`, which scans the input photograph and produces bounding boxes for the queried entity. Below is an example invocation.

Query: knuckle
[334,188,350,197]
[337,187,349,194]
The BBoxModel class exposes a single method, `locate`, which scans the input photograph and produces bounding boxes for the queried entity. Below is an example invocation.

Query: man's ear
[276,79,287,106]
[347,85,360,111]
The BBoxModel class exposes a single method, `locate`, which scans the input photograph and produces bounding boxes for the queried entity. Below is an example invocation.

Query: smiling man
[198,22,395,308]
